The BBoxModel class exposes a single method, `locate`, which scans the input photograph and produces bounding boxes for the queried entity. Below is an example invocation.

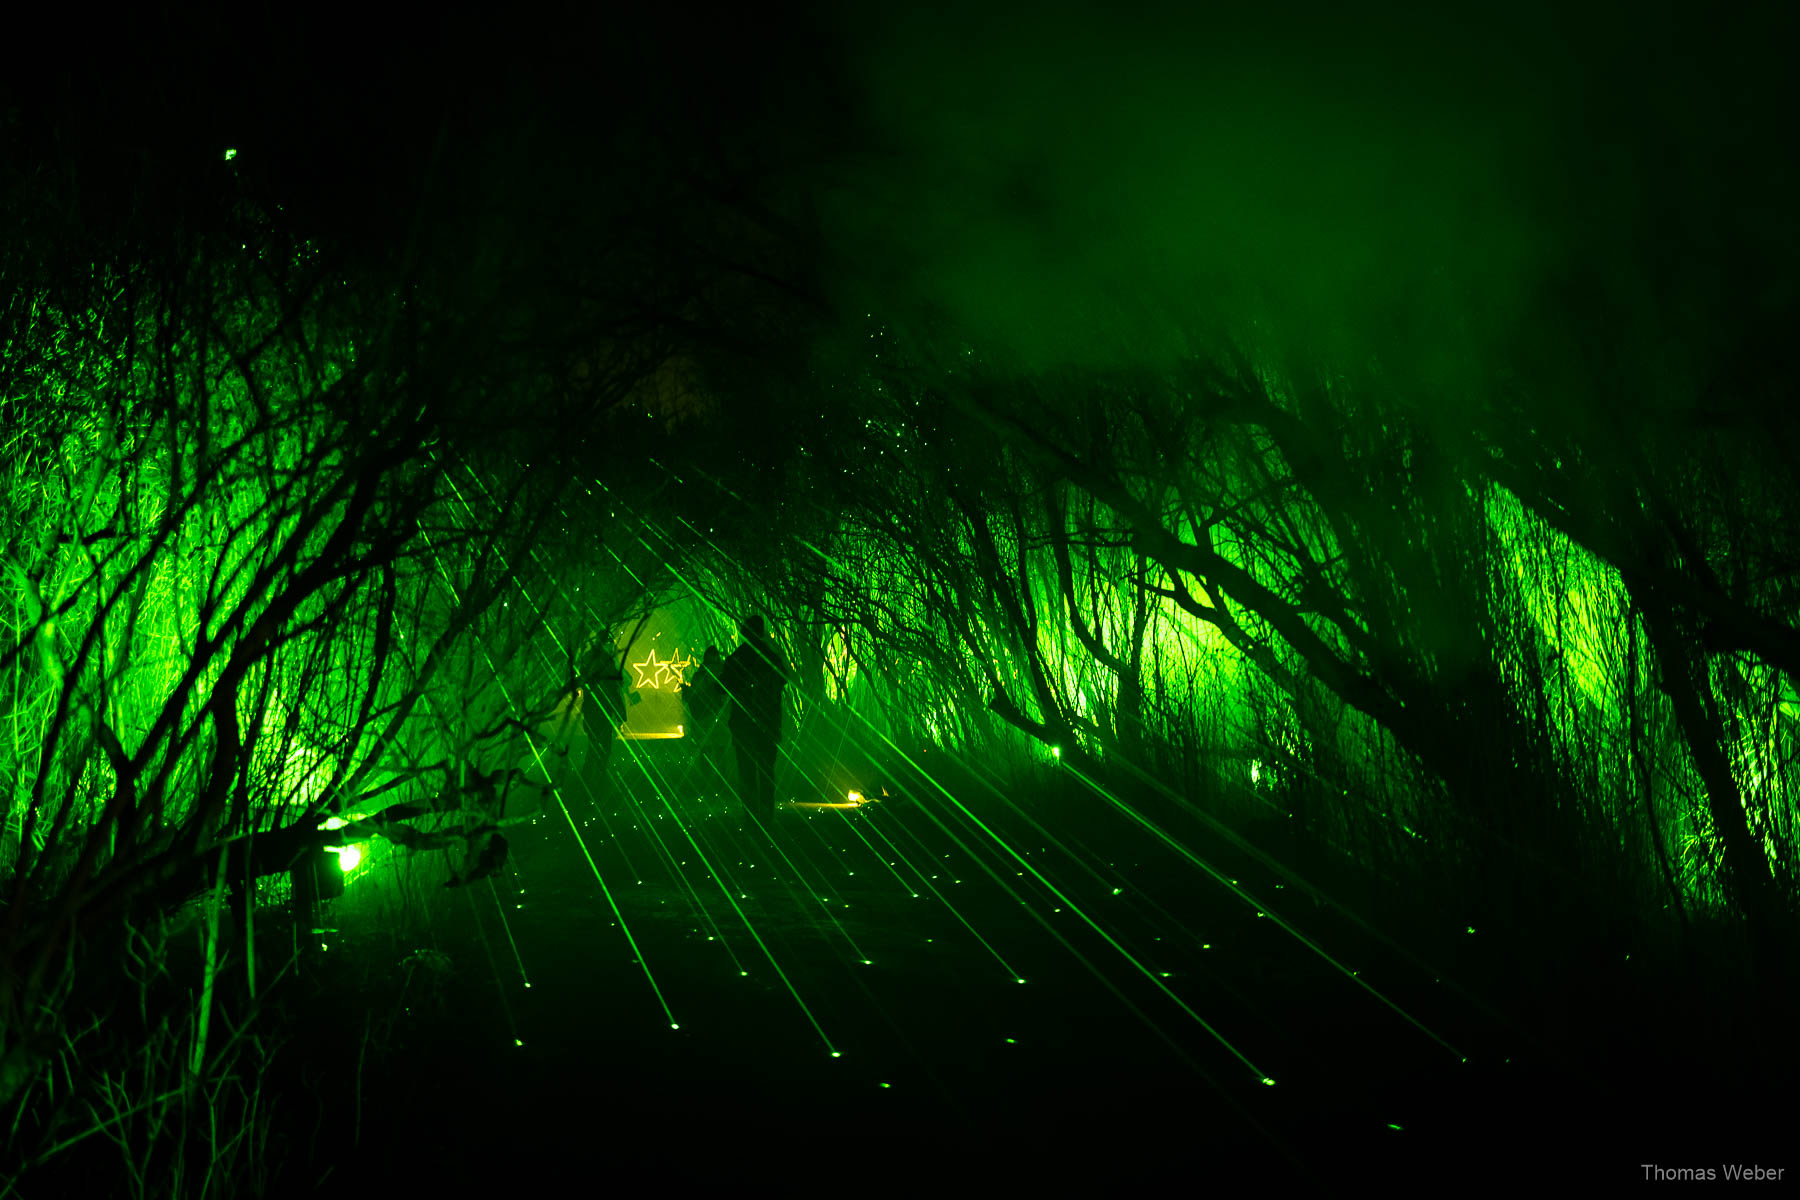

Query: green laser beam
[1065,759,1464,1060]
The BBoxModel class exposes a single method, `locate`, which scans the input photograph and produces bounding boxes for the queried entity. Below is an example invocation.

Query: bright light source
[1051,746,1061,759]
[223,148,237,161]
[848,791,863,803]
[331,844,363,872]
[321,815,347,831]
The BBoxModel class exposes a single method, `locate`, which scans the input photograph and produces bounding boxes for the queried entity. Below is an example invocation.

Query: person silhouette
[718,616,789,821]
[574,630,635,802]
[675,645,727,798]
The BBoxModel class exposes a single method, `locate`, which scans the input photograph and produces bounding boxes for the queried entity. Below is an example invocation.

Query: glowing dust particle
[1388,1124,1403,1131]
[1261,1077,1276,1087]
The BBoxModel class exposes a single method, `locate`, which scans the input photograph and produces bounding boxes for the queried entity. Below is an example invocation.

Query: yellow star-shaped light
[666,652,693,689]
[632,649,668,690]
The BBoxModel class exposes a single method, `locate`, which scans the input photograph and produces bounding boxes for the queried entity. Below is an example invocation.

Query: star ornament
[632,649,668,689]
[631,649,695,690]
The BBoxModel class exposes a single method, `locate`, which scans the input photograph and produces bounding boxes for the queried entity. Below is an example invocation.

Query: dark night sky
[5,1,1795,420]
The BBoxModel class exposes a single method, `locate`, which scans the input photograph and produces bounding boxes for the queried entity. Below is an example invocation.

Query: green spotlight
[330,844,362,872]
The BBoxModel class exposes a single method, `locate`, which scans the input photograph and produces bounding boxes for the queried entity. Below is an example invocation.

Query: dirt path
[285,785,1781,1194]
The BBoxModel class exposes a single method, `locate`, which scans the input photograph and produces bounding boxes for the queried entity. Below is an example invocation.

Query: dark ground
[237,748,1789,1196]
